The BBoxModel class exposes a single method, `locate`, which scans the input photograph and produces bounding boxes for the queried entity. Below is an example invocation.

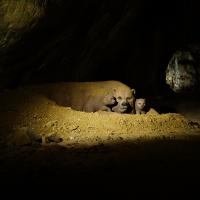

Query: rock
[45,134,63,143]
[166,49,200,93]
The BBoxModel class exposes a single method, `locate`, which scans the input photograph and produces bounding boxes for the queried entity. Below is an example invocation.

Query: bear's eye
[127,97,133,101]
[117,96,122,100]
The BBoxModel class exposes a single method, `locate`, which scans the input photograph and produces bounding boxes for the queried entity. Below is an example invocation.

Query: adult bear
[29,80,136,113]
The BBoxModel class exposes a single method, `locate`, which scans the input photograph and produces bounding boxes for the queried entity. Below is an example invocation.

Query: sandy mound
[1,87,200,185]
[0,88,199,148]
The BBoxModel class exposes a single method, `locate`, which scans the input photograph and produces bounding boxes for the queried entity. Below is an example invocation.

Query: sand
[0,84,200,184]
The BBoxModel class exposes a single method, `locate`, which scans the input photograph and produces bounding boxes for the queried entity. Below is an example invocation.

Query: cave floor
[0,86,200,187]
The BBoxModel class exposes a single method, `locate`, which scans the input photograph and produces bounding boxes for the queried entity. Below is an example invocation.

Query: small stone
[68,125,79,131]
[46,134,63,143]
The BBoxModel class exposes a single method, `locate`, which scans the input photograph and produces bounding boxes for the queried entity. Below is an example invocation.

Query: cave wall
[0,0,200,97]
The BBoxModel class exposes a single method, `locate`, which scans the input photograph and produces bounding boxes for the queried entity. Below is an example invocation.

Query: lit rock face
[0,0,47,50]
[0,0,142,88]
[0,0,48,88]
[166,50,200,93]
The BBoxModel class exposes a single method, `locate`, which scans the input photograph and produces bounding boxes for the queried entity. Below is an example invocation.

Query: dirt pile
[1,87,200,185]
[0,88,199,148]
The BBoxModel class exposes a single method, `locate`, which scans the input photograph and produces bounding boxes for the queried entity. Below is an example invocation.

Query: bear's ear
[131,88,136,94]
[113,88,117,93]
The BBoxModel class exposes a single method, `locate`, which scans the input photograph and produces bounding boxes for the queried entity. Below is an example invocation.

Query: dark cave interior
[1,0,200,189]
[2,0,200,97]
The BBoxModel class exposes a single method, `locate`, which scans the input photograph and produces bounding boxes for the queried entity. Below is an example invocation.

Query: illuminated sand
[0,89,199,147]
[1,88,200,184]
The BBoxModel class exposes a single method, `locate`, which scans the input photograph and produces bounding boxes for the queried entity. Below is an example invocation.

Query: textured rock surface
[0,0,46,49]
[166,50,199,93]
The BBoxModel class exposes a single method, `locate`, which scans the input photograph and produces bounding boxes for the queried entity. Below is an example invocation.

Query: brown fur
[28,80,136,113]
